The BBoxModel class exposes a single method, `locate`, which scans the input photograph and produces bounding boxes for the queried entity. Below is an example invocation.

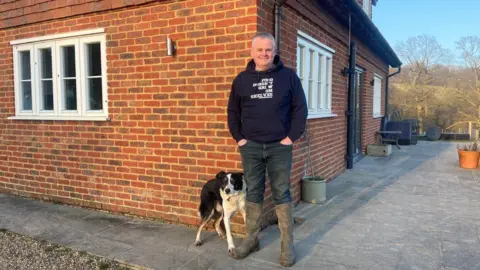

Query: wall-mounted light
[167,37,176,56]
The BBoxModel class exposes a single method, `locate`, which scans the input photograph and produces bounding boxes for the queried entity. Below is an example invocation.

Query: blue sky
[372,0,480,65]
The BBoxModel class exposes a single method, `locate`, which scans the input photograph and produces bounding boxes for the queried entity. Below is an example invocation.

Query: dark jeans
[239,140,293,205]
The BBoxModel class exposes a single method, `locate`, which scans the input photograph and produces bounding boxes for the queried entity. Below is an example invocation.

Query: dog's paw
[217,232,226,240]
[195,240,203,246]
[228,247,235,256]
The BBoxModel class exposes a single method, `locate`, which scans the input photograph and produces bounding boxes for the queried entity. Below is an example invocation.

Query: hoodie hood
[246,55,284,73]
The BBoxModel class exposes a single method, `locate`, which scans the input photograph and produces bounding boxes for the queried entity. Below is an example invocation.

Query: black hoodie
[227,55,308,143]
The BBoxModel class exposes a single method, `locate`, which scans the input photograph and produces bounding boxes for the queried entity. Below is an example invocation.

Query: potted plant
[302,175,326,204]
[457,142,479,169]
[301,134,326,204]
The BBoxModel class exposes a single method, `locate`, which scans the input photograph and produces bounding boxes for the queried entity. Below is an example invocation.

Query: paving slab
[313,244,399,270]
[397,245,442,270]
[442,240,480,270]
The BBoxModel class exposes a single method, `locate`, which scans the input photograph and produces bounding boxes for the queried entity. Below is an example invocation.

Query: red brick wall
[0,0,258,234]
[0,0,158,29]
[257,0,389,204]
[0,0,390,233]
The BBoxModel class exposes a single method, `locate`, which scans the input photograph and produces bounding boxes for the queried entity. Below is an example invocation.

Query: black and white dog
[195,171,247,253]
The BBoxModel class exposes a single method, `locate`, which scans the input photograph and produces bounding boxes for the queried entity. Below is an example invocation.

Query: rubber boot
[230,201,263,259]
[275,203,296,267]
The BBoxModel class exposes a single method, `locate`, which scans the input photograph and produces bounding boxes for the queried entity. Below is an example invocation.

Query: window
[296,31,335,119]
[10,29,108,121]
[373,74,382,118]
[363,0,372,18]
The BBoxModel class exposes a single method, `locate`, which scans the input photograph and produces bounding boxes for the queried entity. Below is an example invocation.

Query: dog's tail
[198,200,213,221]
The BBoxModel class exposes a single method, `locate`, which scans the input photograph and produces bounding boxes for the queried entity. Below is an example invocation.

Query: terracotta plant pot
[458,149,479,169]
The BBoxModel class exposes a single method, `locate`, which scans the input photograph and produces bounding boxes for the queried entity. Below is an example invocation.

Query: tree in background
[457,36,480,88]
[390,34,480,135]
[455,36,480,125]
[393,34,452,134]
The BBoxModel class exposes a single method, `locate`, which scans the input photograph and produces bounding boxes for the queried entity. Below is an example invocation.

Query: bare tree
[457,36,480,87]
[396,35,452,87]
[454,36,480,124]
[394,35,452,133]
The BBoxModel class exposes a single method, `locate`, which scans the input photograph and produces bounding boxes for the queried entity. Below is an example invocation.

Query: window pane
[299,46,304,78]
[309,50,314,79]
[317,54,323,110]
[374,77,381,114]
[308,50,314,110]
[326,58,332,108]
[87,43,102,76]
[40,48,52,79]
[41,80,54,111]
[20,51,31,80]
[88,78,103,110]
[308,80,313,110]
[63,46,76,77]
[317,54,323,82]
[64,79,77,110]
[326,58,332,80]
[21,81,32,110]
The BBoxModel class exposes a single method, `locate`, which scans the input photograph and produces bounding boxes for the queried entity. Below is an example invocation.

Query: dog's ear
[216,171,227,179]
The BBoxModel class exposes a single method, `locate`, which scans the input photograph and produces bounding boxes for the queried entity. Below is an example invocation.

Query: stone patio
[1,141,480,269]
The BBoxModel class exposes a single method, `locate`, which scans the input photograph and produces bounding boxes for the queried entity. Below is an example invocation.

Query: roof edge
[345,0,402,67]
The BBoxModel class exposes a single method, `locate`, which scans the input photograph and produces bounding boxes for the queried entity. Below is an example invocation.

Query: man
[227,32,308,267]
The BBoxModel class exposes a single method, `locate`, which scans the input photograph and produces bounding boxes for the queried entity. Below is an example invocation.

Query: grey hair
[251,32,276,50]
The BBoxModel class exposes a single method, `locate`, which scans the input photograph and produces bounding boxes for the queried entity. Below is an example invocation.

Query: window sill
[307,113,337,119]
[373,114,384,119]
[8,115,110,121]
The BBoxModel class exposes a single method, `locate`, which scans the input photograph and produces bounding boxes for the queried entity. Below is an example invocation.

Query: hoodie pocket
[242,115,285,138]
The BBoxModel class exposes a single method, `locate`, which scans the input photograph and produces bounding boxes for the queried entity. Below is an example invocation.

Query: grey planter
[301,176,326,204]
[367,143,392,156]
[426,127,442,141]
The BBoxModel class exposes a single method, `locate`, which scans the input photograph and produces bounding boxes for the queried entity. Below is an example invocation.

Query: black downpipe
[275,5,281,53]
[273,0,286,54]
[382,66,402,129]
[346,41,357,170]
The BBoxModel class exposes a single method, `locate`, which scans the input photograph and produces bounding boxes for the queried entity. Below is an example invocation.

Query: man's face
[250,37,276,71]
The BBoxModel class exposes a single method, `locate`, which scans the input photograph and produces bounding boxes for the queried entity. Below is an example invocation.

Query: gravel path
[0,229,135,270]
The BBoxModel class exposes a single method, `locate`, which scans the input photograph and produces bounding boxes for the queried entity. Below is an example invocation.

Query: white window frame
[363,0,372,18]
[56,38,82,117]
[10,28,108,121]
[35,41,57,117]
[80,35,108,118]
[373,73,383,118]
[296,31,336,119]
[13,44,35,116]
